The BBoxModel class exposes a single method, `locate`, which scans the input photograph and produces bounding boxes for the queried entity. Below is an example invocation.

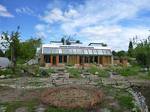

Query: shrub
[117,95,134,109]
[0,69,13,75]
[87,66,109,77]
[116,66,140,76]
[67,68,81,78]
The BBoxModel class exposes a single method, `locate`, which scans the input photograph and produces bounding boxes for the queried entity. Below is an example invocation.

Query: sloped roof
[41,44,112,56]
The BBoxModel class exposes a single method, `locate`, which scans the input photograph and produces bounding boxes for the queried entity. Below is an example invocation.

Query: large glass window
[90,56,93,63]
[64,55,67,63]
[94,56,98,63]
[59,55,62,63]
[44,55,51,63]
[84,56,89,63]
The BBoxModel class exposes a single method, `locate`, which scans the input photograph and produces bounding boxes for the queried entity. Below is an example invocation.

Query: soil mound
[41,86,103,108]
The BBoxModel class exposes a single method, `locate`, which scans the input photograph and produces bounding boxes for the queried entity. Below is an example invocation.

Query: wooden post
[56,55,59,65]
[50,55,53,65]
[77,55,80,64]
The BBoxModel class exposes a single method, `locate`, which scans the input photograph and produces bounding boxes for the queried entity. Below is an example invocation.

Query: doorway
[53,56,56,65]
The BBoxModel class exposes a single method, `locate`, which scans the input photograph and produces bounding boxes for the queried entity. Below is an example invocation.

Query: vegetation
[134,37,150,71]
[87,65,109,77]
[0,49,5,57]
[128,41,134,57]
[0,100,39,112]
[114,66,140,76]
[1,27,21,73]
[67,68,81,78]
[117,95,134,109]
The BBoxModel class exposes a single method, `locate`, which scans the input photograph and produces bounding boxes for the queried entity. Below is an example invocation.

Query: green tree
[117,50,127,58]
[128,41,133,57]
[19,38,41,61]
[0,27,20,72]
[134,37,150,70]
[0,49,5,57]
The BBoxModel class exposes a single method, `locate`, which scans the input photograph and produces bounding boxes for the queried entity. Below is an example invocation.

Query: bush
[67,68,81,78]
[117,95,134,109]
[0,69,13,75]
[115,66,140,76]
[87,65,109,77]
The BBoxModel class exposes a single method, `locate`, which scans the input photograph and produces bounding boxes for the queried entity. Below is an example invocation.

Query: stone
[15,107,28,112]
[95,71,99,75]
[0,75,5,79]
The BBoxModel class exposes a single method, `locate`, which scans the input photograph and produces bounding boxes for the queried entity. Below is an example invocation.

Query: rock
[95,71,99,75]
[35,105,46,112]
[0,75,5,79]
[100,108,111,112]
[15,107,28,112]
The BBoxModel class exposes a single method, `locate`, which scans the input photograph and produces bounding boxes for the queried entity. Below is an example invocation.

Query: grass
[116,94,134,110]
[0,99,39,112]
[114,66,140,76]
[87,65,109,77]
[67,68,81,78]
[0,69,13,75]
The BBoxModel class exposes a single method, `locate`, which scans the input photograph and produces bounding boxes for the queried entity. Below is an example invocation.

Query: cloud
[0,4,14,17]
[36,32,47,39]
[39,0,150,50]
[79,25,149,50]
[16,7,34,15]
[35,24,46,31]
[35,24,51,39]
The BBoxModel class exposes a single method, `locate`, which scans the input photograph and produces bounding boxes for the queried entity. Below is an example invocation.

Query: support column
[50,55,53,65]
[56,55,59,65]
[62,55,64,63]
[77,55,80,64]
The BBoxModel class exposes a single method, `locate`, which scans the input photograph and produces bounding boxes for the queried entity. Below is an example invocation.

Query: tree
[0,49,5,57]
[112,50,117,56]
[101,43,107,47]
[128,41,133,57]
[0,27,20,72]
[61,37,65,45]
[134,37,150,70]
[19,38,41,61]
[117,50,127,58]
[76,40,80,43]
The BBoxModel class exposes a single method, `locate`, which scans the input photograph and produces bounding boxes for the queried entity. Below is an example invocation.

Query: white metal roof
[41,43,112,56]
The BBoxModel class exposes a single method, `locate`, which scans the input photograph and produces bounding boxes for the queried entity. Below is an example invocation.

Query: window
[94,56,98,63]
[64,55,67,63]
[90,56,93,63]
[84,56,89,63]
[44,55,50,63]
[59,55,62,63]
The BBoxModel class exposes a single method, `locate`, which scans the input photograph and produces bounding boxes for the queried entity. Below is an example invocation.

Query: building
[0,57,11,68]
[113,56,128,66]
[38,41,113,67]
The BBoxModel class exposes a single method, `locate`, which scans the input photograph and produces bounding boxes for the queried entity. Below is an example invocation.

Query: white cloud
[16,7,34,15]
[35,24,46,31]
[80,25,149,50]
[0,4,14,17]
[36,32,47,39]
[39,0,150,50]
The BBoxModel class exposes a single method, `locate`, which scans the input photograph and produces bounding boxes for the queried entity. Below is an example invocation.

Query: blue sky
[0,0,150,50]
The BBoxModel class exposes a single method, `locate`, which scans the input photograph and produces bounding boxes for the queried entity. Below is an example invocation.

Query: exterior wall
[40,54,112,67]
[113,58,128,66]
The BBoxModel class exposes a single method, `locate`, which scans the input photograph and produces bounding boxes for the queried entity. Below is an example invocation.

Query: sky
[0,0,150,51]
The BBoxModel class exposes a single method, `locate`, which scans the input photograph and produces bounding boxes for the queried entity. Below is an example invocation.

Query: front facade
[38,42,113,67]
